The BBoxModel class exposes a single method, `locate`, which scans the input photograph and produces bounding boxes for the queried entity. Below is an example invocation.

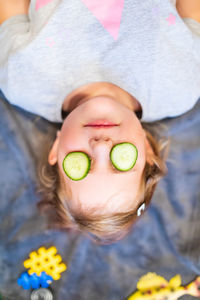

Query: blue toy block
[40,272,53,288]
[17,272,32,290]
[29,273,40,289]
[18,271,53,290]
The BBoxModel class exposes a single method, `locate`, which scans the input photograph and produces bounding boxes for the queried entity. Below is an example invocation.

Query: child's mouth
[84,125,117,128]
[84,119,118,126]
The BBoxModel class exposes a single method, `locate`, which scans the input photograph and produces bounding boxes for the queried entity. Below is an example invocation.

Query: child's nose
[89,138,113,159]
[90,136,112,146]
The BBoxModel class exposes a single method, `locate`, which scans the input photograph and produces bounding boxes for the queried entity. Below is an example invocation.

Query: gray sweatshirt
[0,0,200,123]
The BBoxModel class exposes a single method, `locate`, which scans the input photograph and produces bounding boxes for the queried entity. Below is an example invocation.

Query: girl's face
[48,94,154,215]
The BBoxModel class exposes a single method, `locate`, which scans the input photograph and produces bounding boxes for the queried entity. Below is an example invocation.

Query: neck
[62,82,142,114]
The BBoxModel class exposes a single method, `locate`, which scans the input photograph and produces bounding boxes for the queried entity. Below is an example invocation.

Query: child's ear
[145,137,154,166]
[48,130,61,165]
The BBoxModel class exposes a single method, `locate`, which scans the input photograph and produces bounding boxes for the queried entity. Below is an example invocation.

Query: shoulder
[176,0,200,23]
[0,0,30,25]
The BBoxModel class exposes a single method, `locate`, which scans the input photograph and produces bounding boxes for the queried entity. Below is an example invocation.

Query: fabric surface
[0,90,199,300]
[0,0,200,123]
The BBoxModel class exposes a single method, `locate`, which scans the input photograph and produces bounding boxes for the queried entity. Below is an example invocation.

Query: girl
[0,0,199,244]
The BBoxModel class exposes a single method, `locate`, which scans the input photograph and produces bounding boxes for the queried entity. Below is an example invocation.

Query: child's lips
[84,120,118,126]
[84,125,118,128]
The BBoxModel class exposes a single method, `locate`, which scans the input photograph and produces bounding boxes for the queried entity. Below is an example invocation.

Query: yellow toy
[23,246,67,280]
[127,272,200,300]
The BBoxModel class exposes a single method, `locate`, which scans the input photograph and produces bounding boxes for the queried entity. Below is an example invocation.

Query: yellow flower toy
[127,272,200,300]
[23,246,67,280]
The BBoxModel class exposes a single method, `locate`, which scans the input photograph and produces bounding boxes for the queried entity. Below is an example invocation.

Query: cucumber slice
[110,142,138,171]
[62,152,91,181]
